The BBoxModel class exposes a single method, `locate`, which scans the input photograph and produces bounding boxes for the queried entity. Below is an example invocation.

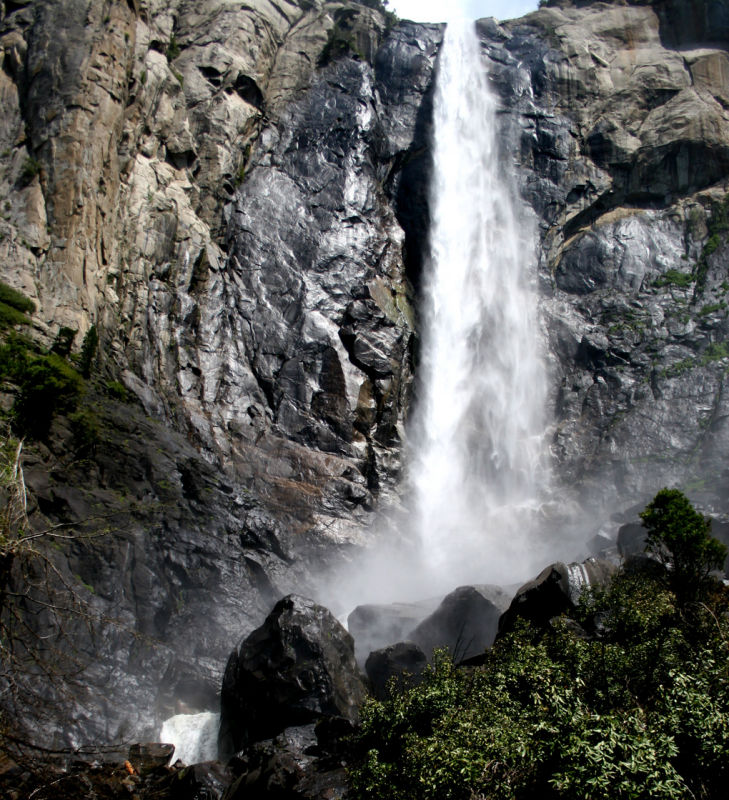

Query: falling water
[409,19,549,590]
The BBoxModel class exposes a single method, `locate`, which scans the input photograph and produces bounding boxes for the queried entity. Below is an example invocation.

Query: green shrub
[0,302,31,328]
[0,335,84,439]
[14,352,84,439]
[166,33,180,61]
[79,325,98,378]
[640,488,727,601]
[51,326,76,357]
[350,492,729,800]
[0,282,35,314]
[105,380,128,401]
[69,407,99,455]
[19,157,42,185]
[654,269,693,288]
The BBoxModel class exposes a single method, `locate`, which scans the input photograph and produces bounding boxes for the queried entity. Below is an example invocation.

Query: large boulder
[407,585,512,662]
[347,599,439,664]
[222,724,348,800]
[498,559,616,637]
[365,641,428,700]
[218,595,366,761]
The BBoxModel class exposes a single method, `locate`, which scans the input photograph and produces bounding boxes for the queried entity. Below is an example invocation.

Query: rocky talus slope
[0,0,728,748]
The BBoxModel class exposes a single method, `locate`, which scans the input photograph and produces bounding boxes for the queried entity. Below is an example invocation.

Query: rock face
[218,595,366,761]
[481,0,729,516]
[1,0,440,745]
[3,0,729,752]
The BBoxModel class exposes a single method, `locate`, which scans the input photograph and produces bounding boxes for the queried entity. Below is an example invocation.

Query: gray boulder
[218,595,366,761]
[407,585,512,662]
[365,641,427,700]
[347,599,439,664]
[498,559,617,637]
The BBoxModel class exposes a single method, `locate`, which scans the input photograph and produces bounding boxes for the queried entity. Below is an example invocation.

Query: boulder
[365,641,428,700]
[149,761,231,800]
[347,598,439,664]
[617,522,649,559]
[498,559,617,637]
[218,595,366,760]
[223,724,348,800]
[407,585,512,662]
[127,743,175,774]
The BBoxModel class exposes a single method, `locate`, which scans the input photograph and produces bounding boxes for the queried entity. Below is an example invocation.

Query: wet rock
[365,641,427,700]
[347,598,439,663]
[617,522,649,559]
[498,559,617,637]
[407,585,512,662]
[149,761,231,800]
[218,595,366,760]
[128,743,175,774]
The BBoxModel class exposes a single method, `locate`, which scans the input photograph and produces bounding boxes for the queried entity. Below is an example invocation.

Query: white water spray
[160,711,220,765]
[408,19,549,591]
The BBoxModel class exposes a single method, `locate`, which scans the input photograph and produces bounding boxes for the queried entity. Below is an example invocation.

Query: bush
[640,488,727,601]
[349,492,729,800]
[0,283,34,329]
[0,283,35,314]
[0,335,84,439]
[79,325,98,378]
[19,157,42,185]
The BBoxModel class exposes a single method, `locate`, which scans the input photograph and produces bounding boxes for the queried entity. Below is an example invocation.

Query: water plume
[404,18,551,594]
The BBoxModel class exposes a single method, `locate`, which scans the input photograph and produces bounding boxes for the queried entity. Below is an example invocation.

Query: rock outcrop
[0,0,440,745]
[482,0,729,516]
[365,641,427,700]
[218,595,366,761]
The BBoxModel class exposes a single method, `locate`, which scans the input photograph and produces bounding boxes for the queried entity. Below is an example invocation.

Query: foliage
[0,334,84,439]
[693,194,729,298]
[19,157,42,185]
[0,283,35,315]
[640,488,727,601]
[0,282,34,329]
[79,324,98,379]
[653,269,693,289]
[51,326,76,357]
[166,33,180,61]
[350,492,729,800]
[318,21,361,67]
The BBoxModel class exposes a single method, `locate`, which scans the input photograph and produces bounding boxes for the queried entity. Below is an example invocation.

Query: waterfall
[408,19,549,591]
[159,711,220,765]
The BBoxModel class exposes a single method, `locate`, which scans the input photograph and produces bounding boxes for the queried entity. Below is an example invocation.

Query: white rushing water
[408,19,549,591]
[160,711,220,765]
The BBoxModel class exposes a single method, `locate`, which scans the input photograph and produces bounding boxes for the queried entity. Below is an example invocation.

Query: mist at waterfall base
[159,711,219,765]
[320,20,582,618]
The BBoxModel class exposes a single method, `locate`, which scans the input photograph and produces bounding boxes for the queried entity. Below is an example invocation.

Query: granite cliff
[1,0,729,748]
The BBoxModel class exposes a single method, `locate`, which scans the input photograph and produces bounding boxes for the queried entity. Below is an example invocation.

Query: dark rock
[149,761,230,800]
[128,743,175,774]
[617,522,648,559]
[710,520,729,575]
[223,725,347,800]
[407,585,512,662]
[218,595,366,760]
[347,598,438,663]
[498,559,617,637]
[365,641,427,700]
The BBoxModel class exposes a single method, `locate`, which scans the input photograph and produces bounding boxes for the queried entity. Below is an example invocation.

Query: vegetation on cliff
[350,491,729,800]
